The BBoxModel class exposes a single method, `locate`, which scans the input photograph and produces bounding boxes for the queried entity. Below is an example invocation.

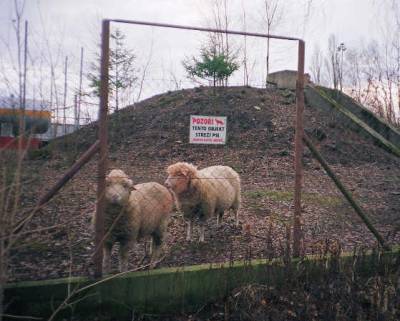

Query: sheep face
[165,162,197,195]
[164,172,190,195]
[105,169,134,205]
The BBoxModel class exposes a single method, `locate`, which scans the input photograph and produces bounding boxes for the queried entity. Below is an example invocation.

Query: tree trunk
[266,30,270,87]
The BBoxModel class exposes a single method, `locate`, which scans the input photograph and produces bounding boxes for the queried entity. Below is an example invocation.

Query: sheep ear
[180,168,189,177]
[182,167,194,178]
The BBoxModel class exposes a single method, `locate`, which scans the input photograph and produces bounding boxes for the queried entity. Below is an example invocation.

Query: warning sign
[189,115,227,145]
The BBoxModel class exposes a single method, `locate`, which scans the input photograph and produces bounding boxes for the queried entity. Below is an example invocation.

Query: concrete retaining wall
[4,248,399,320]
[305,85,400,157]
[320,87,400,148]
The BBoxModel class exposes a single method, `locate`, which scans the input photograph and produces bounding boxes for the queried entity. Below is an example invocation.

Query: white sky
[0,0,393,122]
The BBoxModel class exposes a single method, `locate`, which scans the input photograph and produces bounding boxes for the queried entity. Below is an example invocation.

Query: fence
[1,18,399,314]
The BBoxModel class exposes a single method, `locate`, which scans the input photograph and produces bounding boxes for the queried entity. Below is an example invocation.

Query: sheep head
[165,162,197,195]
[105,169,134,205]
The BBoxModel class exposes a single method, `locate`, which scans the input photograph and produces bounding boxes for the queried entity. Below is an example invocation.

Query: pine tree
[183,45,239,87]
[88,29,137,111]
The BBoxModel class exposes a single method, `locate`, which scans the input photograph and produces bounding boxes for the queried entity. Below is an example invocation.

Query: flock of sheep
[100,162,241,274]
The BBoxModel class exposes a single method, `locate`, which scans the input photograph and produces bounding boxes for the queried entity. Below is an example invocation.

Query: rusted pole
[293,40,305,258]
[303,134,390,251]
[11,140,100,237]
[94,20,110,278]
[111,19,301,42]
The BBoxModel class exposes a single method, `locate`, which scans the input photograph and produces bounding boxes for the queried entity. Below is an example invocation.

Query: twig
[47,257,165,321]
[0,224,64,241]
[0,314,42,320]
[78,256,166,295]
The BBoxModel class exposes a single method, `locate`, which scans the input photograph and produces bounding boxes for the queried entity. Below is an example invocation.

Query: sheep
[164,162,241,242]
[98,169,173,273]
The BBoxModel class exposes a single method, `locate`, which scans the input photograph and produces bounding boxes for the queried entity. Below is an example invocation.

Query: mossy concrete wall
[4,248,399,320]
[319,87,400,146]
[305,85,400,157]
[267,70,311,90]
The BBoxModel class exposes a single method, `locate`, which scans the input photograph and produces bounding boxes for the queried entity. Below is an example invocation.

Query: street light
[337,42,346,92]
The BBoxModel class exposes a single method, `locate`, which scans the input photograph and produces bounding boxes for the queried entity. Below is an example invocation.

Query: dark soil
[6,86,400,282]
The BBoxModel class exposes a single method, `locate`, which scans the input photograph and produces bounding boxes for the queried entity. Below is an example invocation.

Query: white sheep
[164,162,241,242]
[98,169,173,273]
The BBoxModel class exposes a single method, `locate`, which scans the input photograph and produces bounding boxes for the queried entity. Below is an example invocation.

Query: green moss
[23,241,52,252]
[28,148,52,160]
[244,189,342,207]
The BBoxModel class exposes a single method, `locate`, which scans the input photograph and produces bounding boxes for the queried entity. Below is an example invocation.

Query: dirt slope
[9,86,400,281]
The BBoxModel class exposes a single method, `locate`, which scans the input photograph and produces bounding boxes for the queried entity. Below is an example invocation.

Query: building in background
[267,70,311,90]
[36,123,79,144]
[0,95,81,149]
[0,95,51,149]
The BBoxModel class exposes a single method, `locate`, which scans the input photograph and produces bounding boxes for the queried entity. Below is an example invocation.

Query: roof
[267,70,297,76]
[0,96,50,111]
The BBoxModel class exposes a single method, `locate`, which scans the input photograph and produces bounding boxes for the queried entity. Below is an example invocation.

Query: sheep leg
[150,232,163,268]
[186,220,193,241]
[147,238,153,257]
[233,199,240,227]
[103,243,112,275]
[216,210,224,226]
[119,242,131,272]
[234,209,239,227]
[199,222,205,243]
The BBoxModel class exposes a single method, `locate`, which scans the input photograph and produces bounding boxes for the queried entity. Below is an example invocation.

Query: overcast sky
[0,0,394,121]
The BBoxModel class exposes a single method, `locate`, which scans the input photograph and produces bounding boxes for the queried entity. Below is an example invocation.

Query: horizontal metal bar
[109,19,301,41]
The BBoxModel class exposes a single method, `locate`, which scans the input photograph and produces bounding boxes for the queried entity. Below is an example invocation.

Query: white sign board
[189,115,227,145]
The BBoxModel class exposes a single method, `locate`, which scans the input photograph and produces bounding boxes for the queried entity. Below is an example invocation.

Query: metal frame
[94,19,306,277]
[14,18,390,280]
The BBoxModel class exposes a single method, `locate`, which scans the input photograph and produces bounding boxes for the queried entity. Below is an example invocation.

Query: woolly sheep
[164,162,241,242]
[98,169,173,273]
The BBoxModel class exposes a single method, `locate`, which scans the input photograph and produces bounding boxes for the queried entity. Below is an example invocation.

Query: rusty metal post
[12,140,100,237]
[94,20,110,278]
[302,134,390,251]
[293,40,305,258]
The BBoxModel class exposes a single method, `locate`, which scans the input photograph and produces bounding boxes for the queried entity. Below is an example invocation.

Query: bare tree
[0,2,27,320]
[337,38,400,125]
[262,0,283,86]
[334,1,399,125]
[345,48,365,103]
[63,56,68,135]
[77,47,84,128]
[241,0,249,86]
[135,39,154,103]
[310,45,323,85]
[326,34,340,90]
